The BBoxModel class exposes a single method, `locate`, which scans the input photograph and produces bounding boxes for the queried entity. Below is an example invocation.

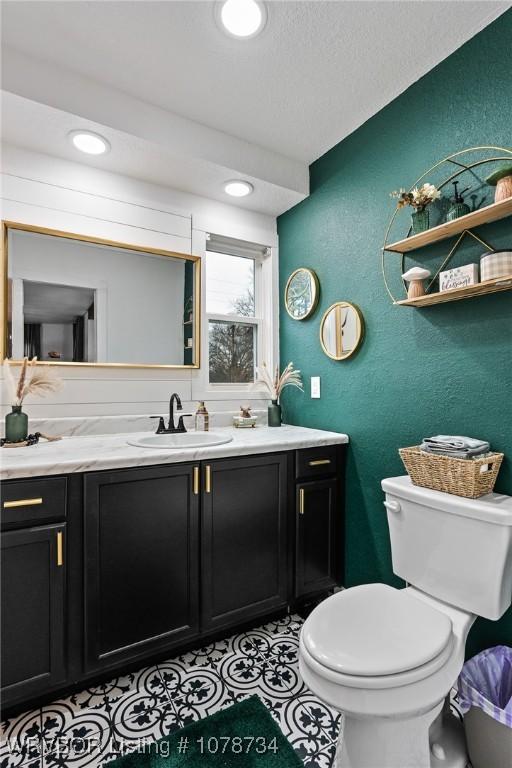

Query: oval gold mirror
[284,268,319,320]
[320,302,364,360]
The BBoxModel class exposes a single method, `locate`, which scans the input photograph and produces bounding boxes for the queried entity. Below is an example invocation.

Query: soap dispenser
[195,401,209,432]
[446,181,470,221]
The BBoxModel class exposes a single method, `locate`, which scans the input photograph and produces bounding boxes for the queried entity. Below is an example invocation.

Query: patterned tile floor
[1,613,464,768]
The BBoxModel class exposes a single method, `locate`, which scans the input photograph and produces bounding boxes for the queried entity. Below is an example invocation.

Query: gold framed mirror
[320,301,364,360]
[1,221,201,369]
[284,267,319,320]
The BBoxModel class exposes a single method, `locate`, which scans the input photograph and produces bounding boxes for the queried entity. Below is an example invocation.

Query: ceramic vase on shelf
[411,208,430,234]
[486,164,512,203]
[268,400,282,427]
[495,175,512,202]
[5,406,28,443]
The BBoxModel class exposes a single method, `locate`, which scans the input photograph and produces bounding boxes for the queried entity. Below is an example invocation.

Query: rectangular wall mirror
[1,222,200,368]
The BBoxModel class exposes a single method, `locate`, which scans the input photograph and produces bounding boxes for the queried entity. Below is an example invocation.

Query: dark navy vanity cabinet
[1,476,69,706]
[0,445,345,714]
[295,444,343,598]
[201,453,289,632]
[84,463,201,674]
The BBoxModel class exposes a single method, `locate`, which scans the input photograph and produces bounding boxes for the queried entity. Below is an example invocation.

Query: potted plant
[255,362,303,427]
[3,358,63,443]
[486,164,512,203]
[390,182,441,234]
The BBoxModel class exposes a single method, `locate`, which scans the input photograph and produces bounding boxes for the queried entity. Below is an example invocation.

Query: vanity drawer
[296,446,340,480]
[1,477,67,528]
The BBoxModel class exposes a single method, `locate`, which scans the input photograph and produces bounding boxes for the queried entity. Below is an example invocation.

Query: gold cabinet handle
[193,466,200,495]
[205,465,211,494]
[3,497,43,509]
[56,531,63,567]
[299,488,305,515]
[308,459,331,467]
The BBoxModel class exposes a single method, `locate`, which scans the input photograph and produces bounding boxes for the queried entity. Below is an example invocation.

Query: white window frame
[192,230,278,402]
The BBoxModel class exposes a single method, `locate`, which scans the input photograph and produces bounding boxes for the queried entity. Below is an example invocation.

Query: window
[206,236,268,385]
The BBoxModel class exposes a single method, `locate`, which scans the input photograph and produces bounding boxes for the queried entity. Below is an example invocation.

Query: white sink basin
[128,432,233,449]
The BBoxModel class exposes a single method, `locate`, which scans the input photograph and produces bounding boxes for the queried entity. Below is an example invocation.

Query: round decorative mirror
[320,302,364,360]
[284,268,319,320]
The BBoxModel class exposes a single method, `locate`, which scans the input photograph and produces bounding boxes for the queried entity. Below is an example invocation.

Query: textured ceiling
[2,0,508,162]
[1,1,509,214]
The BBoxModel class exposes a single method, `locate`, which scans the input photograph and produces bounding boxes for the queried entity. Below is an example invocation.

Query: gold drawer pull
[205,465,211,494]
[193,466,200,495]
[308,459,331,467]
[299,488,305,515]
[56,531,63,567]
[3,497,43,509]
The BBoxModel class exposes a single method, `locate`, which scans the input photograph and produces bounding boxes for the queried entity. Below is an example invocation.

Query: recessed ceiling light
[69,130,110,155]
[217,0,267,39]
[224,180,254,197]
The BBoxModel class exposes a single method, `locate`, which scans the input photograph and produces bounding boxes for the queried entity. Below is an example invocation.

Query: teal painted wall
[278,11,512,656]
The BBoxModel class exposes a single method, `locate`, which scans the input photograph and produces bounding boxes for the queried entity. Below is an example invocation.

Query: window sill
[201,384,269,401]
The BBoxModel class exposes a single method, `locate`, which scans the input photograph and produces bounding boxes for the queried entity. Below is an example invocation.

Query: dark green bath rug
[109,695,303,767]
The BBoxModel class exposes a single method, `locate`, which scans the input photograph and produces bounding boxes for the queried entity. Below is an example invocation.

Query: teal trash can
[457,646,512,768]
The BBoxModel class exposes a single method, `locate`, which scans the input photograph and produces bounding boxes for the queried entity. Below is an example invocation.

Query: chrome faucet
[151,393,192,434]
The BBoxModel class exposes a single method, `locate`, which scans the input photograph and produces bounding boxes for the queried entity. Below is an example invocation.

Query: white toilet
[299,475,512,768]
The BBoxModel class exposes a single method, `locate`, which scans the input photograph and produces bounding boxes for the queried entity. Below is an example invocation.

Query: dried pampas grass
[3,357,63,406]
[254,361,303,402]
[16,357,29,402]
[2,359,17,405]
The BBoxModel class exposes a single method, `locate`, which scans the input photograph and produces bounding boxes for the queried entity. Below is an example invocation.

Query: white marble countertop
[0,425,349,480]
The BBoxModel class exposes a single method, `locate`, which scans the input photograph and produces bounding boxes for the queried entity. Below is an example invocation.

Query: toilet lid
[302,584,453,677]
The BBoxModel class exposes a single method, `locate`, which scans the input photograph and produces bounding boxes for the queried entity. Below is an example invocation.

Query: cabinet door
[295,479,341,598]
[84,464,199,673]
[201,454,288,632]
[1,524,66,706]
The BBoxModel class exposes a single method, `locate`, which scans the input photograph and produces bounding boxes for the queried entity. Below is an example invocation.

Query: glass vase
[5,406,28,443]
[268,400,282,427]
[411,208,430,234]
[446,202,470,222]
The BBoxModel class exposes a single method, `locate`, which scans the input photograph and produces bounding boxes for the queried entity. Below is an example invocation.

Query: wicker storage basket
[399,446,504,499]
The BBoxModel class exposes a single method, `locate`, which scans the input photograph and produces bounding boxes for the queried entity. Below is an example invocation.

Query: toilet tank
[381,476,512,620]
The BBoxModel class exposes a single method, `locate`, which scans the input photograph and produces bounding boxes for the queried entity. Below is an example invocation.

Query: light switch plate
[311,376,321,399]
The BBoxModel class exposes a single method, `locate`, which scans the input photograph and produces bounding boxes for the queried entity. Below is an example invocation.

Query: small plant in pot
[390,183,441,234]
[255,362,303,427]
[3,357,63,443]
[486,163,512,203]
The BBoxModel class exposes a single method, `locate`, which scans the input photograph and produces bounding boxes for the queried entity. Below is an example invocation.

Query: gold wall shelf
[381,146,512,306]
[385,197,512,254]
[396,275,512,307]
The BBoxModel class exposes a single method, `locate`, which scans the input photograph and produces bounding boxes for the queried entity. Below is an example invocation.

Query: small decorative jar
[411,208,430,234]
[480,250,512,282]
[5,406,28,443]
[268,400,282,427]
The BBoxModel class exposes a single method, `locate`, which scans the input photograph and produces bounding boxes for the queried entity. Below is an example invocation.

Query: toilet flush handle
[383,500,401,514]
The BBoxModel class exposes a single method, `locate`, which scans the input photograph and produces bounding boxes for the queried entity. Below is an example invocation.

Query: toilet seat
[302,584,453,678]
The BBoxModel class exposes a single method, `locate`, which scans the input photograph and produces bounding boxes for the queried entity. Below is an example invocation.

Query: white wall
[0,145,278,419]
[41,323,73,362]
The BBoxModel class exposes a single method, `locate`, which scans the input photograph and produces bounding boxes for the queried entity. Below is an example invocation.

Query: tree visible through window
[206,251,258,384]
[209,292,255,383]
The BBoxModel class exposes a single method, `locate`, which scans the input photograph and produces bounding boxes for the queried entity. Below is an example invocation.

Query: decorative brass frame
[319,301,364,361]
[1,221,201,369]
[423,230,495,295]
[381,146,512,303]
[284,267,319,320]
